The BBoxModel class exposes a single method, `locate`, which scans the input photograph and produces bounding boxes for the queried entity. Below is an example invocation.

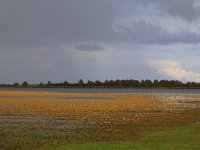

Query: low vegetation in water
[0,91,200,150]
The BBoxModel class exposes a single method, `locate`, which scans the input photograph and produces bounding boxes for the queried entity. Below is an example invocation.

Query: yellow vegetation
[0,91,200,149]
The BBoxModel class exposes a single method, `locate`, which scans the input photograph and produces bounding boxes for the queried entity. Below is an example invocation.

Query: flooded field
[1,88,200,94]
[0,91,200,150]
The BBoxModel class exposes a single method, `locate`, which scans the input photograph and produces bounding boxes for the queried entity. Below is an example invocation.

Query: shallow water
[0,95,125,100]
[1,87,200,94]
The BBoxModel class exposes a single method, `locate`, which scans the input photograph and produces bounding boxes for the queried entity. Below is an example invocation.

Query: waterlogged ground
[0,91,200,150]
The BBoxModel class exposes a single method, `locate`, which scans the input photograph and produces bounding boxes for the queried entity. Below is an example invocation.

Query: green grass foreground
[50,123,200,150]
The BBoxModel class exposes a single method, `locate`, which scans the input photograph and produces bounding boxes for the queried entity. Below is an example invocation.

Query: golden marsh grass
[0,91,200,149]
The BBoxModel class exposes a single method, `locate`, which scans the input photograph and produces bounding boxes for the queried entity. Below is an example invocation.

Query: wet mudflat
[0,91,200,150]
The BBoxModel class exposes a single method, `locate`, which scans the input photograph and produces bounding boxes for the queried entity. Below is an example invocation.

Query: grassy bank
[52,123,200,150]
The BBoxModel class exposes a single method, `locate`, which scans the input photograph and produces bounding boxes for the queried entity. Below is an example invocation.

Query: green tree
[13,82,19,87]
[22,81,28,87]
[78,79,84,86]
[87,80,94,86]
[63,81,69,86]
[47,81,52,86]
[39,82,44,87]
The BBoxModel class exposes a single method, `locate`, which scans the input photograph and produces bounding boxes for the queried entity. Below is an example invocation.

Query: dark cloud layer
[75,43,105,51]
[0,0,115,49]
[1,0,200,50]
[114,0,200,44]
[1,0,200,83]
[128,20,200,44]
[157,0,200,22]
[122,0,200,22]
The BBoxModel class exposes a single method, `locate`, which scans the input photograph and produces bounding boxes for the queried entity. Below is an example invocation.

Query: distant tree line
[1,79,200,88]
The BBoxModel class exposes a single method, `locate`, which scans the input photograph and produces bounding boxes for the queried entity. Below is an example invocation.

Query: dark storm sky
[1,0,200,83]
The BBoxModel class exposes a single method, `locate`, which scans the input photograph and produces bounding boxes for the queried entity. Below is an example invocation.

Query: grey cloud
[116,0,200,22]
[144,0,200,22]
[191,47,200,51]
[75,43,105,51]
[1,0,199,50]
[1,0,200,83]
[120,20,200,44]
[0,0,116,50]
[156,0,200,22]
